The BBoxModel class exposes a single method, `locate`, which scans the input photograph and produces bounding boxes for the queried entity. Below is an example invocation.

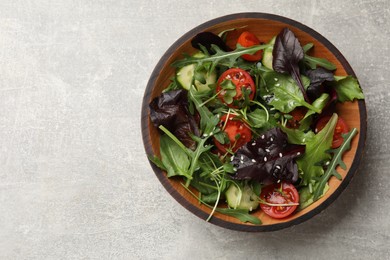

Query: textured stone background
[0,0,389,259]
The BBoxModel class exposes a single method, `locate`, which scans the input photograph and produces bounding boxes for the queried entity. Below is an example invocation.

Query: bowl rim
[141,12,367,232]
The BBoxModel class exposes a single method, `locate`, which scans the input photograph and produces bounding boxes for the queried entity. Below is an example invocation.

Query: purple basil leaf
[272,28,309,102]
[149,89,200,150]
[191,32,231,54]
[305,67,335,100]
[231,128,304,184]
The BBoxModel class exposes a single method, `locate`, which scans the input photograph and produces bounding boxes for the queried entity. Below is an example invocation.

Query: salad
[148,27,364,224]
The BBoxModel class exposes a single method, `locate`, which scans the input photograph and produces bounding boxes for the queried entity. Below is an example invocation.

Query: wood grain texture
[141,13,366,231]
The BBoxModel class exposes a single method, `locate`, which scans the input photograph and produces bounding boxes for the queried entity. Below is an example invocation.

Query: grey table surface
[0,0,389,259]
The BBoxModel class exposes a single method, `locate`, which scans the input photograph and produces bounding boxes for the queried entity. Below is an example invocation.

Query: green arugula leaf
[198,152,223,177]
[223,163,236,174]
[280,126,315,145]
[188,86,219,135]
[302,93,330,119]
[290,92,328,131]
[159,134,191,178]
[304,54,337,70]
[215,208,262,224]
[163,77,181,92]
[194,65,207,84]
[239,87,252,108]
[297,113,338,185]
[259,71,321,113]
[313,128,358,200]
[201,192,220,204]
[213,131,228,144]
[172,43,270,73]
[191,152,230,204]
[302,43,314,53]
[247,108,268,128]
[186,134,214,184]
[251,181,262,197]
[332,76,365,102]
[298,116,312,131]
[191,172,217,195]
[158,125,213,187]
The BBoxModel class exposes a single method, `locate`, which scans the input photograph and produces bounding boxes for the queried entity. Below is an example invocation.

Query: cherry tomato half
[216,68,255,108]
[214,114,252,154]
[237,31,263,61]
[316,115,349,148]
[260,182,299,219]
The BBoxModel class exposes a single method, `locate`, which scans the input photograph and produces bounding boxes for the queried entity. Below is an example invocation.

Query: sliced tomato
[214,114,252,154]
[316,115,349,148]
[237,31,263,61]
[260,182,299,219]
[216,68,255,108]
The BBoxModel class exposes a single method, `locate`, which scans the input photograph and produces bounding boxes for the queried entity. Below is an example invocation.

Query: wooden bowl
[141,13,367,231]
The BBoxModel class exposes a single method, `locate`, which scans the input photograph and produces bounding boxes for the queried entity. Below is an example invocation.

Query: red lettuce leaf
[149,89,200,150]
[231,128,304,184]
[273,28,309,102]
[305,67,335,100]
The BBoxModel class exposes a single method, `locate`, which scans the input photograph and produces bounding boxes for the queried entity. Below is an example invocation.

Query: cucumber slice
[225,183,259,211]
[176,52,216,92]
[262,49,273,70]
[176,64,195,90]
[262,36,276,70]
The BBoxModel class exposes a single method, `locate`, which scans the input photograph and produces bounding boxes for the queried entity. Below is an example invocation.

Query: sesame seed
[270,137,274,141]
[261,135,265,139]
[240,160,244,164]
[315,128,318,132]
[297,152,301,156]
[264,157,267,162]
[325,161,330,166]
[252,142,256,146]
[279,153,283,158]
[251,159,256,163]
[274,78,278,81]
[275,83,280,87]
[240,155,244,161]
[230,156,234,162]
[277,179,281,183]
[233,167,237,171]
[203,133,208,137]
[302,138,306,142]
[276,165,281,169]
[265,148,270,152]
